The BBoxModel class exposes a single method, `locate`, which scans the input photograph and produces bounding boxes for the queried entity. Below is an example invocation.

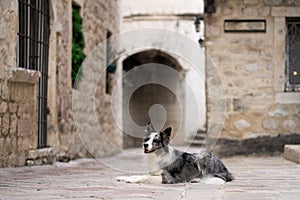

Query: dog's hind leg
[214,172,234,182]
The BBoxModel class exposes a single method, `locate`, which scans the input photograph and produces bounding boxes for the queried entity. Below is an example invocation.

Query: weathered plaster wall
[204,0,300,155]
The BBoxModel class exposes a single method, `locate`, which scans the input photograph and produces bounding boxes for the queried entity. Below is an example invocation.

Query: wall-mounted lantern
[107,63,117,73]
[194,17,203,32]
[198,37,205,48]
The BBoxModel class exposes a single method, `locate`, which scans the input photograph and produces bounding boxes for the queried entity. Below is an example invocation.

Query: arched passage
[122,50,185,148]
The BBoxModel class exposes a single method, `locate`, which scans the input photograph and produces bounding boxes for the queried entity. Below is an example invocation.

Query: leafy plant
[72,7,85,86]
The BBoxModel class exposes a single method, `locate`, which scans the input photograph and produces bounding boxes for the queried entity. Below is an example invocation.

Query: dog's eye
[153,139,159,143]
[144,138,150,142]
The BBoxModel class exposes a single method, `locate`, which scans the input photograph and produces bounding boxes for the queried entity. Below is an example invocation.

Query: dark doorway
[122,50,185,148]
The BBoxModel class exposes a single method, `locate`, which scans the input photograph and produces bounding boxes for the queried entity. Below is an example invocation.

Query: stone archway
[122,50,186,148]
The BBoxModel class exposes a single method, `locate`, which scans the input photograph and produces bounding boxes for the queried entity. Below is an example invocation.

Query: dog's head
[143,122,172,154]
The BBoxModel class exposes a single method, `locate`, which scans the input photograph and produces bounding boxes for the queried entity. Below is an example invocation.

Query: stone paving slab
[0,147,300,200]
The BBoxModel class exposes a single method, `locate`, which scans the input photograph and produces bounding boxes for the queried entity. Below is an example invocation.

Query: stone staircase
[187,129,207,146]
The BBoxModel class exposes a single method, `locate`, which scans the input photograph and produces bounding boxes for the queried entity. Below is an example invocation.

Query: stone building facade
[121,0,205,147]
[204,0,300,155]
[0,0,121,167]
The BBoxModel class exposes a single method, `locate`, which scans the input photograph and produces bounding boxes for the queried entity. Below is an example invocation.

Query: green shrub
[72,7,85,85]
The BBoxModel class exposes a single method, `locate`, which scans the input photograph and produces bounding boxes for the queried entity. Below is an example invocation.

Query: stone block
[244,0,258,5]
[258,6,270,17]
[17,153,26,166]
[8,103,18,113]
[283,119,296,131]
[26,159,35,166]
[233,98,244,112]
[35,158,43,165]
[27,149,39,160]
[206,25,221,37]
[242,7,258,16]
[19,115,31,137]
[7,154,17,167]
[234,119,251,130]
[295,107,300,117]
[7,68,40,84]
[38,148,53,158]
[263,119,279,130]
[2,113,9,136]
[9,114,18,135]
[268,108,289,117]
[264,0,282,6]
[1,83,9,100]
[284,145,300,164]
[245,63,259,71]
[0,102,7,113]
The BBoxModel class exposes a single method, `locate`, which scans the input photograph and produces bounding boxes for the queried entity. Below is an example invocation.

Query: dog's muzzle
[143,143,155,153]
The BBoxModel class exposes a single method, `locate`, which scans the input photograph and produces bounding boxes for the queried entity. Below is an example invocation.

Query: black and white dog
[143,122,234,184]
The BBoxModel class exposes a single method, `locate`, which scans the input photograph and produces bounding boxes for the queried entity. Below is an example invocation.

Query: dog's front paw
[117,175,148,183]
[191,178,201,183]
[162,179,175,184]
[150,169,162,176]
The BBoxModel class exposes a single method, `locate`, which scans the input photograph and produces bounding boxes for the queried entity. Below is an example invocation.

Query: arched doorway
[122,50,185,148]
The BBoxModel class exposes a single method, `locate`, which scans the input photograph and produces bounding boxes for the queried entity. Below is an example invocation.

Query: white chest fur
[156,146,176,169]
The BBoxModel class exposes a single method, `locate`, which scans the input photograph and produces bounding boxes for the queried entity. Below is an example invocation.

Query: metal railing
[286,17,300,92]
[18,0,50,148]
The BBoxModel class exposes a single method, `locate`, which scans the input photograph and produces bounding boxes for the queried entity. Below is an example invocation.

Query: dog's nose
[143,143,148,148]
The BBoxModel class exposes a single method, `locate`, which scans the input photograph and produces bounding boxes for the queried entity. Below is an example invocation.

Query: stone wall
[121,0,205,146]
[46,0,83,161]
[0,68,40,167]
[0,0,18,68]
[46,0,122,159]
[204,0,300,155]
[0,0,122,168]
[71,0,123,158]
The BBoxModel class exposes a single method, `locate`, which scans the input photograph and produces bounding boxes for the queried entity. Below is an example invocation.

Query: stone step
[194,133,206,140]
[284,145,300,164]
[187,139,206,145]
[188,129,207,146]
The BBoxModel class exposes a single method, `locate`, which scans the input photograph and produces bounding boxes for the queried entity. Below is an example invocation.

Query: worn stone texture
[45,0,122,161]
[205,0,300,146]
[0,68,39,167]
[1,148,300,200]
[71,0,122,158]
[0,0,122,167]
[0,0,18,68]
[284,145,300,164]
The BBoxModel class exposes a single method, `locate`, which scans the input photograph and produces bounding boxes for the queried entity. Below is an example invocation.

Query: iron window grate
[18,0,50,148]
[286,17,300,92]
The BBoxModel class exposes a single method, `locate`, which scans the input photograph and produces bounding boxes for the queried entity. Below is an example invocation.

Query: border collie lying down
[117,122,234,184]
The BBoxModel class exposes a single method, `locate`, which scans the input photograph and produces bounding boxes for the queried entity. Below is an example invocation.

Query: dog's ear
[145,121,155,136]
[161,127,172,146]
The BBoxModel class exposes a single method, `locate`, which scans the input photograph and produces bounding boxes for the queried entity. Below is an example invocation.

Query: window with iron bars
[286,17,300,92]
[18,0,50,148]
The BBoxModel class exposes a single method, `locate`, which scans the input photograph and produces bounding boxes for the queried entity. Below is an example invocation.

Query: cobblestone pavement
[0,147,300,200]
